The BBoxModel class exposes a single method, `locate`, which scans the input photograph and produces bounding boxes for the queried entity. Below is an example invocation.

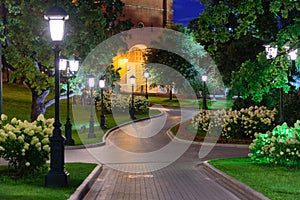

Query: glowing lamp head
[264,44,278,59]
[143,71,150,79]
[59,58,67,71]
[88,75,95,88]
[99,77,105,88]
[129,75,136,85]
[69,59,79,72]
[44,6,69,42]
[202,74,208,82]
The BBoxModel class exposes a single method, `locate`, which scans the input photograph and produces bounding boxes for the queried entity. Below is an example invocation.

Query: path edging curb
[201,161,270,200]
[68,164,103,200]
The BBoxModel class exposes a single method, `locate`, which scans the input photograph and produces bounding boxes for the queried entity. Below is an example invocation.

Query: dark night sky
[173,0,206,27]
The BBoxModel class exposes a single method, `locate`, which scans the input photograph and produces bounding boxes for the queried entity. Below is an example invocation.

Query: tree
[0,0,132,121]
[190,0,279,85]
[144,24,215,100]
[191,0,299,100]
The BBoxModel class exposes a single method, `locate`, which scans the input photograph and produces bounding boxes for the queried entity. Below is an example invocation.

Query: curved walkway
[73,108,268,200]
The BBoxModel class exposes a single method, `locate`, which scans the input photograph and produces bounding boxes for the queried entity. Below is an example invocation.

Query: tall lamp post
[202,74,208,110]
[44,5,70,187]
[129,75,136,120]
[265,45,284,124]
[59,57,79,145]
[88,75,96,138]
[143,71,150,99]
[99,77,106,129]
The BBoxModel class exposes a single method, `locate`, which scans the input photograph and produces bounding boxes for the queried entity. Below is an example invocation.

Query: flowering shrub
[249,122,300,167]
[0,114,54,176]
[133,96,150,114]
[192,106,277,141]
[223,106,277,140]
[96,92,149,114]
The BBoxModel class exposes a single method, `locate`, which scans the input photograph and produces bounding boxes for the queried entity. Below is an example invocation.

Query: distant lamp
[129,75,136,120]
[59,56,79,146]
[69,59,79,72]
[264,45,283,124]
[264,45,278,59]
[99,77,106,129]
[202,74,208,110]
[88,75,96,138]
[143,71,150,99]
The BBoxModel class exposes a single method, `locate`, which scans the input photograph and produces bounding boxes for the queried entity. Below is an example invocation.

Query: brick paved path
[84,109,250,200]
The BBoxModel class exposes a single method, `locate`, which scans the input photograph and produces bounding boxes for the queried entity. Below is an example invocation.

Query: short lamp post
[129,75,136,120]
[265,45,284,124]
[88,75,96,138]
[59,57,79,145]
[143,71,150,99]
[44,5,70,187]
[202,74,208,110]
[99,77,106,129]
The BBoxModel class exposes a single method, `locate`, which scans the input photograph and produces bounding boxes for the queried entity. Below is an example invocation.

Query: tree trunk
[31,89,49,121]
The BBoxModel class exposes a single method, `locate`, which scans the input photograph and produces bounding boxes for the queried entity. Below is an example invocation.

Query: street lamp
[265,45,284,124]
[143,70,150,99]
[88,75,96,138]
[44,5,69,187]
[59,57,79,145]
[129,75,136,120]
[202,74,208,110]
[99,77,106,129]
[287,48,298,76]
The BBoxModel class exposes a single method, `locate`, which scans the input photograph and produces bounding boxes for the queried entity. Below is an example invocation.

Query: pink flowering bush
[0,114,54,176]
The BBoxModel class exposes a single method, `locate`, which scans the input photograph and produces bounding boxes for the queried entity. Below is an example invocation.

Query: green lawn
[148,96,233,109]
[0,163,97,200]
[209,157,300,200]
[1,83,162,145]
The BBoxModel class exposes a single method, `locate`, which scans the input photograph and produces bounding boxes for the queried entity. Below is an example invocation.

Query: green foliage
[1,0,132,120]
[231,52,290,102]
[282,91,300,126]
[191,0,300,94]
[249,122,300,167]
[231,96,275,111]
[144,26,220,94]
[0,114,53,177]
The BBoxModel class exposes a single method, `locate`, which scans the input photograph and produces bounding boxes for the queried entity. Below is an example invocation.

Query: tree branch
[45,92,77,108]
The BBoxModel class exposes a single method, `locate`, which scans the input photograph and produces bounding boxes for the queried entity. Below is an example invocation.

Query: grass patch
[209,157,300,200]
[0,163,97,200]
[2,83,161,145]
[149,96,233,110]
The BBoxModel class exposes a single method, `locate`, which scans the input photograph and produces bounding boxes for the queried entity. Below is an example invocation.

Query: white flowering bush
[249,122,300,167]
[133,96,150,114]
[0,114,54,176]
[223,106,277,140]
[192,106,277,142]
[96,92,149,114]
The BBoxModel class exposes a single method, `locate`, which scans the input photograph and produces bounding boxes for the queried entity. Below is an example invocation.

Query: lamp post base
[45,171,70,187]
[100,115,106,129]
[64,122,74,145]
